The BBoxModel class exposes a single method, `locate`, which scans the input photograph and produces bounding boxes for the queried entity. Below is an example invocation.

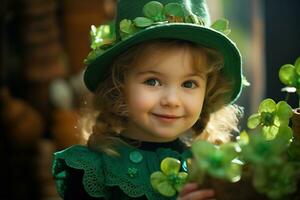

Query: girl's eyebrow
[136,70,162,76]
[136,70,206,80]
[184,72,207,80]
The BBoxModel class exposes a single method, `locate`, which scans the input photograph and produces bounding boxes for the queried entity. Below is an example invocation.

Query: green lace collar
[52,140,191,199]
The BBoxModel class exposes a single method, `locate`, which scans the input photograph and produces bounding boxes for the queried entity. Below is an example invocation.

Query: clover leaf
[191,140,242,182]
[163,3,185,18]
[120,19,134,34]
[89,23,115,50]
[237,130,250,146]
[211,19,231,35]
[143,1,165,22]
[150,157,188,197]
[120,19,139,39]
[279,57,300,105]
[279,64,298,86]
[247,99,293,140]
[133,17,154,28]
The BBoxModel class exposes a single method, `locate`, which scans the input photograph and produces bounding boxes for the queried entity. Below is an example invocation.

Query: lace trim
[52,145,190,199]
[52,145,105,198]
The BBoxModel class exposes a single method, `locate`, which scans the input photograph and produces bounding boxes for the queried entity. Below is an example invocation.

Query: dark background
[265,0,300,108]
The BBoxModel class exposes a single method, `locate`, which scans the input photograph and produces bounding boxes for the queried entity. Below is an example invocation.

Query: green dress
[52,137,192,200]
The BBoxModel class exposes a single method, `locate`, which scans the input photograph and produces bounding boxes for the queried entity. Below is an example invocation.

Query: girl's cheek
[128,90,157,109]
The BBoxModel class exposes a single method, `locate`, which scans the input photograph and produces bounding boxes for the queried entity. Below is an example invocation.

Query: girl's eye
[144,78,161,86]
[182,80,198,88]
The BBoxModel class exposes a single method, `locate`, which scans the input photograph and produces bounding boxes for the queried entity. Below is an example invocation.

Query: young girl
[52,0,243,199]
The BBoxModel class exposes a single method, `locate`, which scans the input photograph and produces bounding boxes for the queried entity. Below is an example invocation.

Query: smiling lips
[152,113,182,122]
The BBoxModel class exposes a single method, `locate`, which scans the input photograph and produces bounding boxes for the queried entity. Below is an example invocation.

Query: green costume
[52,138,192,199]
[52,0,244,199]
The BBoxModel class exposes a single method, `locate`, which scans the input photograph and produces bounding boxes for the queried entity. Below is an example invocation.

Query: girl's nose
[160,88,180,107]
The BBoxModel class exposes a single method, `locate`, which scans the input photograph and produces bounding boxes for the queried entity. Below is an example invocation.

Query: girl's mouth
[152,113,182,122]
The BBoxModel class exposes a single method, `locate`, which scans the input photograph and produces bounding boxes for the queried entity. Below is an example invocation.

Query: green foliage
[279,57,300,89]
[163,3,185,18]
[84,48,105,65]
[84,23,115,65]
[247,99,293,140]
[210,18,231,35]
[133,17,154,28]
[90,24,115,50]
[191,141,242,183]
[119,1,231,39]
[85,1,232,65]
[150,157,188,197]
[143,1,164,21]
[240,132,297,199]
[252,163,297,199]
[279,57,300,106]
[190,57,300,199]
[120,19,139,39]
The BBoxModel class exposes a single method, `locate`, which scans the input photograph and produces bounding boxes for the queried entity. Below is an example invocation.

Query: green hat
[83,0,242,103]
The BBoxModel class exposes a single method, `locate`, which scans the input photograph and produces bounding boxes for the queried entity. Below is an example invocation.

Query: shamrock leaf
[90,23,115,50]
[163,3,185,18]
[120,19,138,39]
[120,19,134,34]
[237,130,250,146]
[279,57,300,93]
[143,1,165,21]
[279,64,298,86]
[261,126,279,140]
[211,19,231,35]
[133,17,154,28]
[150,157,188,197]
[276,125,293,144]
[247,113,261,129]
[258,98,277,113]
[150,171,175,197]
[174,172,188,191]
[161,157,181,175]
[247,99,292,140]
[276,101,293,124]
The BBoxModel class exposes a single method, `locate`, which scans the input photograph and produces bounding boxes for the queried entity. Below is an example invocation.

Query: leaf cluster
[84,1,231,65]
[190,57,300,199]
[119,1,231,39]
[150,157,188,197]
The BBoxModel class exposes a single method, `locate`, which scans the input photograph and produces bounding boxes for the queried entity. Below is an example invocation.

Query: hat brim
[84,23,242,103]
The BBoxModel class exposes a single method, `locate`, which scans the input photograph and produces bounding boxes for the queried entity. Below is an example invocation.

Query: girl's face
[123,46,207,142]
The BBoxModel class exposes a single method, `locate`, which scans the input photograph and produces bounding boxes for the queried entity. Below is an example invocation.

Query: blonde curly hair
[81,39,242,154]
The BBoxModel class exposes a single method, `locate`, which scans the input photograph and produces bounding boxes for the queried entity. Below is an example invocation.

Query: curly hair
[81,39,242,154]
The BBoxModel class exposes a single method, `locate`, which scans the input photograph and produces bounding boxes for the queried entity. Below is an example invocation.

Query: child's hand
[177,183,215,200]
